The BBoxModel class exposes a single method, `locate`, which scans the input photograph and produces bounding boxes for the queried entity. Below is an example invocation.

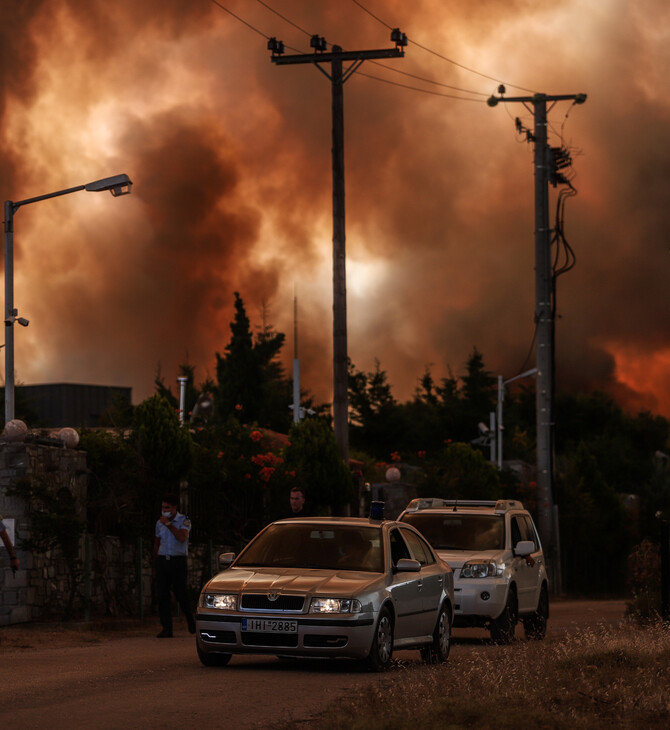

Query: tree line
[13,291,670,600]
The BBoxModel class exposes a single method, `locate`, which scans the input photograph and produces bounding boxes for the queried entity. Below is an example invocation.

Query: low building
[15,383,132,428]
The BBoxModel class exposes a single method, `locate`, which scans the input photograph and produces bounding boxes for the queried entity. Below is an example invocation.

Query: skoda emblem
[267,593,280,602]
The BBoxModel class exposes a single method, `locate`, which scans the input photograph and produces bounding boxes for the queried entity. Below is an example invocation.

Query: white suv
[398,499,548,643]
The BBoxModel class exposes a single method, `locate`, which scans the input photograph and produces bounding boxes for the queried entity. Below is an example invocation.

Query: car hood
[204,567,382,596]
[435,549,505,570]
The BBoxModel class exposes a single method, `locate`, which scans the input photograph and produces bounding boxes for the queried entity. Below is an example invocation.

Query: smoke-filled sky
[1,0,668,417]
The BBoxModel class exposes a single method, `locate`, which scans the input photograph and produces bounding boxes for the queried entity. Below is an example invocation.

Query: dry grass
[298,622,670,730]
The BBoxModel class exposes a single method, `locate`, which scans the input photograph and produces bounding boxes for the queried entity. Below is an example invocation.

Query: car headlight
[310,598,362,614]
[201,593,237,610]
[460,560,503,578]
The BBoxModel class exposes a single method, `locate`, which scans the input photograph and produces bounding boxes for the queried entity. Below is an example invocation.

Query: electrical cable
[350,0,538,94]
[256,0,313,39]
[356,71,486,102]
[367,61,489,97]
[257,0,489,98]
[208,0,270,39]
[210,0,494,102]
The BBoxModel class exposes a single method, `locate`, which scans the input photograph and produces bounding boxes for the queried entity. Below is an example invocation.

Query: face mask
[162,510,173,518]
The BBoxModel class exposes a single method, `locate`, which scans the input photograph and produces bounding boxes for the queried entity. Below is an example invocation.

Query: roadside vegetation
[300,622,670,730]
[8,291,670,617]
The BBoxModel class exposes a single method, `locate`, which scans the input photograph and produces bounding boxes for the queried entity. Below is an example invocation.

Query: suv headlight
[201,593,237,610]
[310,598,362,614]
[460,560,503,579]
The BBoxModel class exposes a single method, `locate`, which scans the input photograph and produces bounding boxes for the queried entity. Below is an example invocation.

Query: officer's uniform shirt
[155,512,191,556]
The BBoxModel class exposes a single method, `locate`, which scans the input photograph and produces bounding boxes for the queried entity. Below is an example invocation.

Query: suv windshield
[401,513,504,551]
[235,523,384,572]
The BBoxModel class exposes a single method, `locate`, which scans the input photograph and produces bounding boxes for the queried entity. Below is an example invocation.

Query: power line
[350,0,538,94]
[210,0,491,102]
[208,0,269,39]
[357,71,484,102]
[255,0,312,39]
[366,61,489,97]
[259,0,489,97]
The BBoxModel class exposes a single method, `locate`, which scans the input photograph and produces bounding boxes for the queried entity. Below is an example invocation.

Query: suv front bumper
[453,578,508,624]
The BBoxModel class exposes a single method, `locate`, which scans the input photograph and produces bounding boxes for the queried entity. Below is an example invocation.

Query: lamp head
[84,174,132,197]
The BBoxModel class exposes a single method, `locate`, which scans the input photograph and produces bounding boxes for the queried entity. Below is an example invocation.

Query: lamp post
[496,367,538,470]
[3,174,132,425]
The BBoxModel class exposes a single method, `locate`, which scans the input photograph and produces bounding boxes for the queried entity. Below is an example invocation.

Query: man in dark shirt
[287,487,309,518]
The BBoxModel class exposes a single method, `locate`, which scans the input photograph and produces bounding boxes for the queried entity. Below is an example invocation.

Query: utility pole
[292,289,300,424]
[270,31,406,463]
[487,90,586,555]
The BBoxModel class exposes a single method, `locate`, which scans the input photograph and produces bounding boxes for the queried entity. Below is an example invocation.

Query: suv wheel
[367,607,394,671]
[523,585,548,640]
[490,587,517,644]
[421,603,451,664]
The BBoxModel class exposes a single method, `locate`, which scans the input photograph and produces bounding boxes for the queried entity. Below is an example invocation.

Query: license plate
[242,618,298,633]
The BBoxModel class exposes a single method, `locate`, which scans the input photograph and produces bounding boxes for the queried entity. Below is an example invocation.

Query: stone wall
[0,441,87,625]
[1,441,224,625]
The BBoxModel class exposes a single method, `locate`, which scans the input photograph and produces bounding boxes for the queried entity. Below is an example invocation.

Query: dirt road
[1,600,627,729]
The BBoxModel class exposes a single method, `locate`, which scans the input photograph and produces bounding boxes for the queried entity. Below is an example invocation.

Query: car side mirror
[514,540,534,558]
[395,558,421,573]
[218,552,235,570]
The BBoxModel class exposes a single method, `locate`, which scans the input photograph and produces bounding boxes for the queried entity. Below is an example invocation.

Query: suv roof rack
[405,498,525,513]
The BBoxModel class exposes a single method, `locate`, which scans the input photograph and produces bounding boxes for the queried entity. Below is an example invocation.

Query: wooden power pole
[487,90,586,556]
[270,32,406,463]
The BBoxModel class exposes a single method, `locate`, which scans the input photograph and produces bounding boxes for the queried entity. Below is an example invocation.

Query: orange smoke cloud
[0,0,669,418]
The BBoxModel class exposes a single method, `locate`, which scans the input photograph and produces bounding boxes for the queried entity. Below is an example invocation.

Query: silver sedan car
[196,516,454,671]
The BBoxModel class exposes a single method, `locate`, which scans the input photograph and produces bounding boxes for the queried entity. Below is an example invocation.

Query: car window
[235,523,384,572]
[520,515,538,550]
[400,528,435,565]
[389,528,412,565]
[401,513,505,551]
[511,515,538,548]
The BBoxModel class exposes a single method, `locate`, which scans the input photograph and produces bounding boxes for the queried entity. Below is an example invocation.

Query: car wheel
[523,585,549,640]
[197,642,232,667]
[490,587,517,644]
[367,607,394,672]
[421,604,451,664]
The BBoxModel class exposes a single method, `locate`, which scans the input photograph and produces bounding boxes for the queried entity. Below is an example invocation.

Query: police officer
[153,493,196,638]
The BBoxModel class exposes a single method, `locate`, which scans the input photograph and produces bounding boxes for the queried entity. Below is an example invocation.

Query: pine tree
[215,292,291,430]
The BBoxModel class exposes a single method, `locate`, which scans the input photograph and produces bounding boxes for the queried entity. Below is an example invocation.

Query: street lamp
[496,367,538,469]
[3,174,132,424]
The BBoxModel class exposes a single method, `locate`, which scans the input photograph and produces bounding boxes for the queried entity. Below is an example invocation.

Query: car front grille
[240,594,305,612]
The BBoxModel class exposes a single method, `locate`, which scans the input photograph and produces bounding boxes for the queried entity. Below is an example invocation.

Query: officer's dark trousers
[156,555,194,632]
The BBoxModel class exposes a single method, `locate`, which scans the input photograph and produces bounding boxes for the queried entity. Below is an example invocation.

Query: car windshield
[401,513,505,551]
[235,523,385,572]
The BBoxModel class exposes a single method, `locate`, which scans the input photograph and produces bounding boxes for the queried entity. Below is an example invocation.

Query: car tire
[490,587,517,644]
[367,607,394,672]
[197,642,232,667]
[523,585,549,640]
[421,603,451,664]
